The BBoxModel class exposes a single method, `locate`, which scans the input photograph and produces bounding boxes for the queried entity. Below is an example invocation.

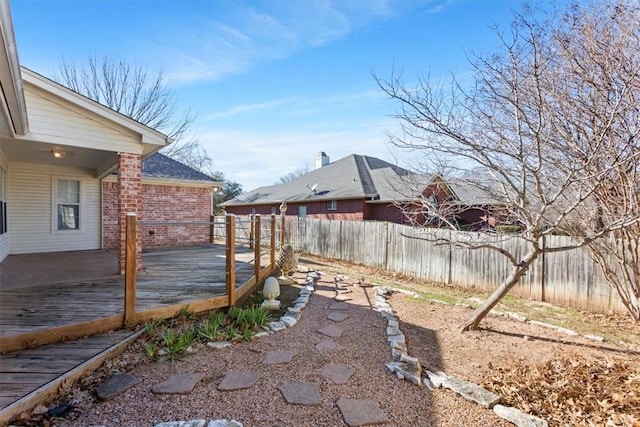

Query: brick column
[118,153,142,273]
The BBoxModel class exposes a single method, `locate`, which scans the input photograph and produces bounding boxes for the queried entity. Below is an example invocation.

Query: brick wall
[103,181,212,249]
[117,153,142,272]
[140,184,212,247]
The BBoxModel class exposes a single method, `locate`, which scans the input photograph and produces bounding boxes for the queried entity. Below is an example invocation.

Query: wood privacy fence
[272,216,624,314]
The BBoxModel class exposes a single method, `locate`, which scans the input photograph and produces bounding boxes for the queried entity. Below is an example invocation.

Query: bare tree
[376,1,640,331]
[56,55,194,141]
[277,164,310,184]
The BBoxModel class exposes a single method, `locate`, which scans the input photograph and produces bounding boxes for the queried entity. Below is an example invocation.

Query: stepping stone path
[328,302,349,310]
[217,371,261,391]
[321,364,355,384]
[107,271,394,426]
[152,373,204,395]
[95,373,140,400]
[327,311,350,322]
[336,398,389,426]
[278,382,322,406]
[262,350,296,365]
[316,324,343,338]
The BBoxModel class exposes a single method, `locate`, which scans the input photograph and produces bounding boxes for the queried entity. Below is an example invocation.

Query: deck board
[0,330,135,409]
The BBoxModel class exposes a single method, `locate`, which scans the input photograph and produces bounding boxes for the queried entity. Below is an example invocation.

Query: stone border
[373,286,549,427]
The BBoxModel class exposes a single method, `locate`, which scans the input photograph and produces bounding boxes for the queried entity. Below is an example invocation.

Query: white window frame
[52,177,83,232]
[327,200,337,211]
[298,205,307,218]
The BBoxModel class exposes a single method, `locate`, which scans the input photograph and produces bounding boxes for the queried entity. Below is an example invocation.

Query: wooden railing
[124,213,279,327]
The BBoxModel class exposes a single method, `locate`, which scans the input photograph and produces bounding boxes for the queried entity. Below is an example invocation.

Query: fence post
[226,214,236,306]
[249,213,255,249]
[541,235,546,301]
[254,215,261,281]
[270,214,276,267]
[209,215,216,244]
[124,213,137,327]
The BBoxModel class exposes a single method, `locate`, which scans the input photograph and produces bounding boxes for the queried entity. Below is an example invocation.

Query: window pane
[57,180,80,204]
[58,204,79,229]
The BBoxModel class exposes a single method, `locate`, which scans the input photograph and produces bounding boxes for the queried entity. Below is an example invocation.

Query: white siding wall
[0,150,7,262]
[8,162,101,254]
[24,85,141,153]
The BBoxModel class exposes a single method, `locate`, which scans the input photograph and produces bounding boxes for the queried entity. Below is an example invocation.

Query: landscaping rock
[152,373,204,395]
[493,404,549,427]
[278,382,322,405]
[327,311,350,322]
[217,371,261,391]
[280,316,297,328]
[329,302,349,310]
[317,324,343,338]
[442,376,501,408]
[424,370,448,388]
[96,373,140,400]
[268,321,286,332]
[262,350,296,365]
[336,398,388,426]
[207,341,232,350]
[321,363,356,384]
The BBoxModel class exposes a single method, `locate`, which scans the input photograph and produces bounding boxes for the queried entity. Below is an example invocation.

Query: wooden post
[226,214,236,306]
[270,214,276,267]
[249,214,255,249]
[211,214,216,243]
[254,215,261,281]
[124,213,137,327]
[280,213,286,248]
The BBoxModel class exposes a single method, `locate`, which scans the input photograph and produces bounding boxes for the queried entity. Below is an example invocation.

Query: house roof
[222,154,416,207]
[142,152,218,184]
[0,1,28,136]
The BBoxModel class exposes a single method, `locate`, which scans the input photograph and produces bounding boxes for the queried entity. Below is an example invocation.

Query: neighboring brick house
[103,153,219,249]
[221,152,423,224]
[222,152,503,230]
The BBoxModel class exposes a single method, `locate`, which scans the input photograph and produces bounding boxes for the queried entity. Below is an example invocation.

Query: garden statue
[261,276,281,310]
[276,244,297,285]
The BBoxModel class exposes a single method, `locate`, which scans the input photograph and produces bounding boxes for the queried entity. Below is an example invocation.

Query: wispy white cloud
[152,0,415,85]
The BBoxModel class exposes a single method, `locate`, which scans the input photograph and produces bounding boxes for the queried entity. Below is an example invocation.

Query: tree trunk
[460,249,540,332]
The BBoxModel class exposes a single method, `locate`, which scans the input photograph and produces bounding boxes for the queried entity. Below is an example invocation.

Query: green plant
[144,319,163,334]
[241,328,254,341]
[235,306,271,331]
[227,306,242,322]
[199,310,225,341]
[225,326,240,342]
[177,305,196,320]
[144,342,158,358]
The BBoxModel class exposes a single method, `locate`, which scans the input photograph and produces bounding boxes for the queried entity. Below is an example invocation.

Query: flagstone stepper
[321,364,356,384]
[329,302,350,310]
[217,371,261,391]
[317,324,343,338]
[336,398,389,427]
[278,382,322,406]
[262,350,297,365]
[152,373,204,395]
[327,311,350,322]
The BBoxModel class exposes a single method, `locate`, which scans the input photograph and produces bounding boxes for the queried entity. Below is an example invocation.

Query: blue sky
[11,0,521,191]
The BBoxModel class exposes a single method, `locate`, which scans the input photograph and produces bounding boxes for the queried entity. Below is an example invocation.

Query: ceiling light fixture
[52,149,66,159]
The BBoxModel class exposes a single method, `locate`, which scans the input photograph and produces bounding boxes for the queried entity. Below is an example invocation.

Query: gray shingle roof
[222,154,415,206]
[142,152,216,183]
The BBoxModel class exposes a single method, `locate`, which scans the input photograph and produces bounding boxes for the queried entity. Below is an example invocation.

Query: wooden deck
[0,243,274,423]
[0,244,266,339]
[0,330,139,415]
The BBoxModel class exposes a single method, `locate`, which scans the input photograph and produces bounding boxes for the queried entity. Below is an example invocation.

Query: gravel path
[62,270,510,427]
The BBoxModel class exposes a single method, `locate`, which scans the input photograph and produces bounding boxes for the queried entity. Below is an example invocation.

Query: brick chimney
[314,152,329,169]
